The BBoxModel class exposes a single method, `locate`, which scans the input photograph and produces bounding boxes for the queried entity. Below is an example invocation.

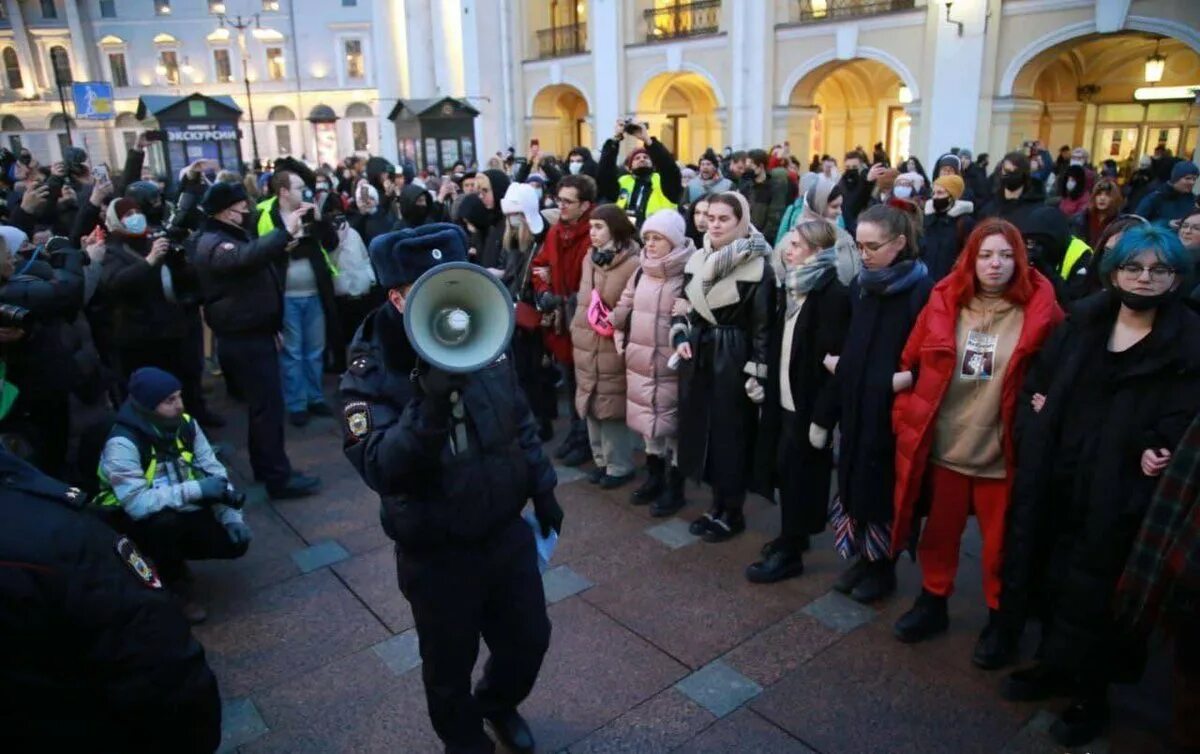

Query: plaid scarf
[784,248,838,317]
[1116,411,1200,634]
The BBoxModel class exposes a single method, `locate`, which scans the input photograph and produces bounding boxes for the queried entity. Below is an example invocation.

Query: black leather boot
[1050,692,1110,748]
[972,610,1018,670]
[850,558,896,604]
[893,590,949,643]
[484,709,535,754]
[745,545,805,584]
[833,557,870,594]
[652,466,687,518]
[631,455,666,504]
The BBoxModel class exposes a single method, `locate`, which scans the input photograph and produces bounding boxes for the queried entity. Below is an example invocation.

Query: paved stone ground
[187,378,1175,754]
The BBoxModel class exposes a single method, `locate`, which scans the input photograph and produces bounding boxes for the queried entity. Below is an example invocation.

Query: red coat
[532,209,593,364]
[890,271,1063,554]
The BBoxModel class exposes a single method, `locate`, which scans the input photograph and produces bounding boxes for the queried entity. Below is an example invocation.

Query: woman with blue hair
[998,225,1200,747]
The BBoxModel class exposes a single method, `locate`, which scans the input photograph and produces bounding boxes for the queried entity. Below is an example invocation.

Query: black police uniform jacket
[0,449,220,752]
[192,216,290,337]
[339,303,557,552]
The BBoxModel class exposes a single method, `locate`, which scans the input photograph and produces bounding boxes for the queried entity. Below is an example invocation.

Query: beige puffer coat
[609,239,695,439]
[570,244,640,420]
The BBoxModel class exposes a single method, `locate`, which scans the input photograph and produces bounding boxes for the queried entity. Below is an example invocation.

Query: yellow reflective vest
[256,196,339,277]
[616,172,676,217]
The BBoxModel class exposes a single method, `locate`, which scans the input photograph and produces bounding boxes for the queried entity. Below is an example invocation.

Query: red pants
[918,464,1009,609]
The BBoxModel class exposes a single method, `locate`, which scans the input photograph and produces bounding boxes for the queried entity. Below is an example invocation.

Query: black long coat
[676,257,774,500]
[1001,292,1200,680]
[828,274,933,526]
[753,276,850,519]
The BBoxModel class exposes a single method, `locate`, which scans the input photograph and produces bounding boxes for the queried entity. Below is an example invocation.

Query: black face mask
[932,196,952,213]
[843,170,860,186]
[1001,172,1025,191]
[403,202,430,225]
[1114,287,1175,311]
[632,166,653,179]
[240,209,258,234]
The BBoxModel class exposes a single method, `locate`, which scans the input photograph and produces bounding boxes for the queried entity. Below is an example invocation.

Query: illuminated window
[266,48,285,81]
[213,49,232,83]
[344,39,364,80]
[109,53,129,87]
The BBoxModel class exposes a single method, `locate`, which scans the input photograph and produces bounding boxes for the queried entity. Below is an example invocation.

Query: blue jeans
[281,294,325,413]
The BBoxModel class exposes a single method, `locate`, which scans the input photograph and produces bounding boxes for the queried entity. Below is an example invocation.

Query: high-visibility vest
[256,196,339,277]
[94,414,198,508]
[616,173,676,217]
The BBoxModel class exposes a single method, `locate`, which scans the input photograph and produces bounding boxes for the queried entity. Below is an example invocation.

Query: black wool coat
[1001,292,1200,680]
[826,273,933,526]
[753,276,850,514]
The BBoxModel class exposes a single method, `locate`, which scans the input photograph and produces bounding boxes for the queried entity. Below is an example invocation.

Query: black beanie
[200,181,249,215]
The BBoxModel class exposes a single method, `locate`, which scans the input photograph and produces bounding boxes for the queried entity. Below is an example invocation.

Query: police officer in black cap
[192,180,321,499]
[340,223,563,754]
[0,446,221,752]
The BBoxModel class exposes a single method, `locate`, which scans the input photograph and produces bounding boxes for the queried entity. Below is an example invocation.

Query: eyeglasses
[856,236,898,253]
[555,196,579,207]
[1117,263,1176,281]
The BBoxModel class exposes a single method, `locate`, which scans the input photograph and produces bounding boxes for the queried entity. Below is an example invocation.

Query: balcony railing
[794,0,915,24]
[535,22,587,59]
[643,0,721,42]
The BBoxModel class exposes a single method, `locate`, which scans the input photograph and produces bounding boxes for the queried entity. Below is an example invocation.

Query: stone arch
[627,61,727,113]
[632,71,723,161]
[2,115,23,131]
[268,105,296,121]
[528,83,591,156]
[115,112,139,127]
[345,102,373,118]
[778,46,920,108]
[1000,15,1200,98]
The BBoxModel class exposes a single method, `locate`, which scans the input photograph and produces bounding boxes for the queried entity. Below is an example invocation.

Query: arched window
[49,45,71,86]
[1,115,24,131]
[2,48,22,90]
[345,102,373,118]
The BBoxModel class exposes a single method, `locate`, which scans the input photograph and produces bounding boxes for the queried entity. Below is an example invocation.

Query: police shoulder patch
[344,401,371,441]
[220,241,236,252]
[115,536,163,589]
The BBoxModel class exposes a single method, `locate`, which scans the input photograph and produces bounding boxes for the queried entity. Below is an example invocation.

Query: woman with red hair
[888,219,1063,668]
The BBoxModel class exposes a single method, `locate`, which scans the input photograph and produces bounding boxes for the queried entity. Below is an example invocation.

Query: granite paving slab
[674,660,763,718]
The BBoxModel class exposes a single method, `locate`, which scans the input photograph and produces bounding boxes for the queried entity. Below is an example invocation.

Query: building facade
[1,0,1197,173]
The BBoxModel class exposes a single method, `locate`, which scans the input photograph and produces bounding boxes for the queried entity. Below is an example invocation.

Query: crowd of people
[1,119,1199,751]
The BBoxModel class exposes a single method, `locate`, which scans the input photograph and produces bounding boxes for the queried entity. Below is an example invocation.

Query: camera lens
[0,304,32,329]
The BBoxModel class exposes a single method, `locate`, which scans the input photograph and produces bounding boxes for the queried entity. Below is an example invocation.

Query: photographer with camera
[193,180,321,500]
[95,367,250,624]
[0,231,86,476]
[597,119,683,231]
[257,162,342,426]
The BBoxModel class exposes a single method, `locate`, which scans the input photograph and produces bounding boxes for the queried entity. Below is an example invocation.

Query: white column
[590,0,624,146]
[988,97,1044,158]
[459,0,485,161]
[922,0,987,163]
[372,0,406,161]
[1045,102,1082,151]
[62,0,91,82]
[430,0,465,97]
[730,0,773,149]
[404,0,437,98]
[4,0,40,98]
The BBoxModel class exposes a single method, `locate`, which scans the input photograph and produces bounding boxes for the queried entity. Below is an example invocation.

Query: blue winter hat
[1171,161,1198,183]
[128,367,182,411]
[368,222,469,289]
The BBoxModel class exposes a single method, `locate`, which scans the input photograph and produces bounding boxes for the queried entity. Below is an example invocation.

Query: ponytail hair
[857,203,919,261]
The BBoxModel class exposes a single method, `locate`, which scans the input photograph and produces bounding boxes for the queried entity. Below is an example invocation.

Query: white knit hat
[640,209,686,249]
[500,182,545,234]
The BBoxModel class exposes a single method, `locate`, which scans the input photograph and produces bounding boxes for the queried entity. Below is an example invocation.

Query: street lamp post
[217,12,263,169]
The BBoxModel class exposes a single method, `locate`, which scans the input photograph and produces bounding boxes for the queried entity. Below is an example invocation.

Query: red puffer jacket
[890,270,1063,554]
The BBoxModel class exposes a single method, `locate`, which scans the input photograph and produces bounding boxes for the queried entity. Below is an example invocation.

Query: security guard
[596,119,683,229]
[0,446,221,752]
[340,223,562,754]
[192,180,321,499]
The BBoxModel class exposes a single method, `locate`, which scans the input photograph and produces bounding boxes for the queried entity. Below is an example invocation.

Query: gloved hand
[537,291,562,311]
[418,366,468,405]
[532,490,563,538]
[809,423,829,450]
[197,475,228,501]
[744,377,765,405]
[225,521,253,546]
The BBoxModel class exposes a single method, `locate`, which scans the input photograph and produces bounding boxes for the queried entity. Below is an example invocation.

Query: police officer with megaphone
[340,222,562,754]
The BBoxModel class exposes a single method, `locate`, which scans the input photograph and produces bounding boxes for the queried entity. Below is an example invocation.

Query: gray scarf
[784,248,838,317]
[702,231,770,295]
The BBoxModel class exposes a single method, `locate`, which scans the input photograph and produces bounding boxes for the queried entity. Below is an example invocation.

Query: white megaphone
[403,262,516,373]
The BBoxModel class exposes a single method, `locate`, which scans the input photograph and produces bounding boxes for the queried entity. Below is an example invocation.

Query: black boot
[1050,693,1110,748]
[631,455,666,505]
[702,509,745,543]
[850,558,896,604]
[484,709,536,754]
[833,557,870,594]
[1002,662,1071,702]
[745,544,805,584]
[651,466,687,518]
[893,590,950,643]
[972,610,1018,670]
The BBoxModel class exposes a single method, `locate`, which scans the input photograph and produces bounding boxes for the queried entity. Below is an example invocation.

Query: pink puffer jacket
[609,239,696,439]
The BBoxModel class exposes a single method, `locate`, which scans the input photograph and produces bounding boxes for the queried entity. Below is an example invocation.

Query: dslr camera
[0,303,31,331]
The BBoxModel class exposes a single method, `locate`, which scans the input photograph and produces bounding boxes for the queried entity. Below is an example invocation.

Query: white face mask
[893,185,914,199]
[568,162,583,175]
[1066,179,1077,192]
[1070,158,1084,167]
[507,215,523,228]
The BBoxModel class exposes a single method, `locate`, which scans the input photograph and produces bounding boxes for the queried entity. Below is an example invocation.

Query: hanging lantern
[898,84,913,104]
[1145,39,1166,84]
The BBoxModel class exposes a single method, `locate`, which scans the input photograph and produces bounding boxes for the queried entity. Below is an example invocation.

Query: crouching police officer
[0,446,221,752]
[340,223,563,754]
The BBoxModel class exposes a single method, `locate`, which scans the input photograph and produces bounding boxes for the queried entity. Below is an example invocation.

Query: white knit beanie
[640,209,686,249]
